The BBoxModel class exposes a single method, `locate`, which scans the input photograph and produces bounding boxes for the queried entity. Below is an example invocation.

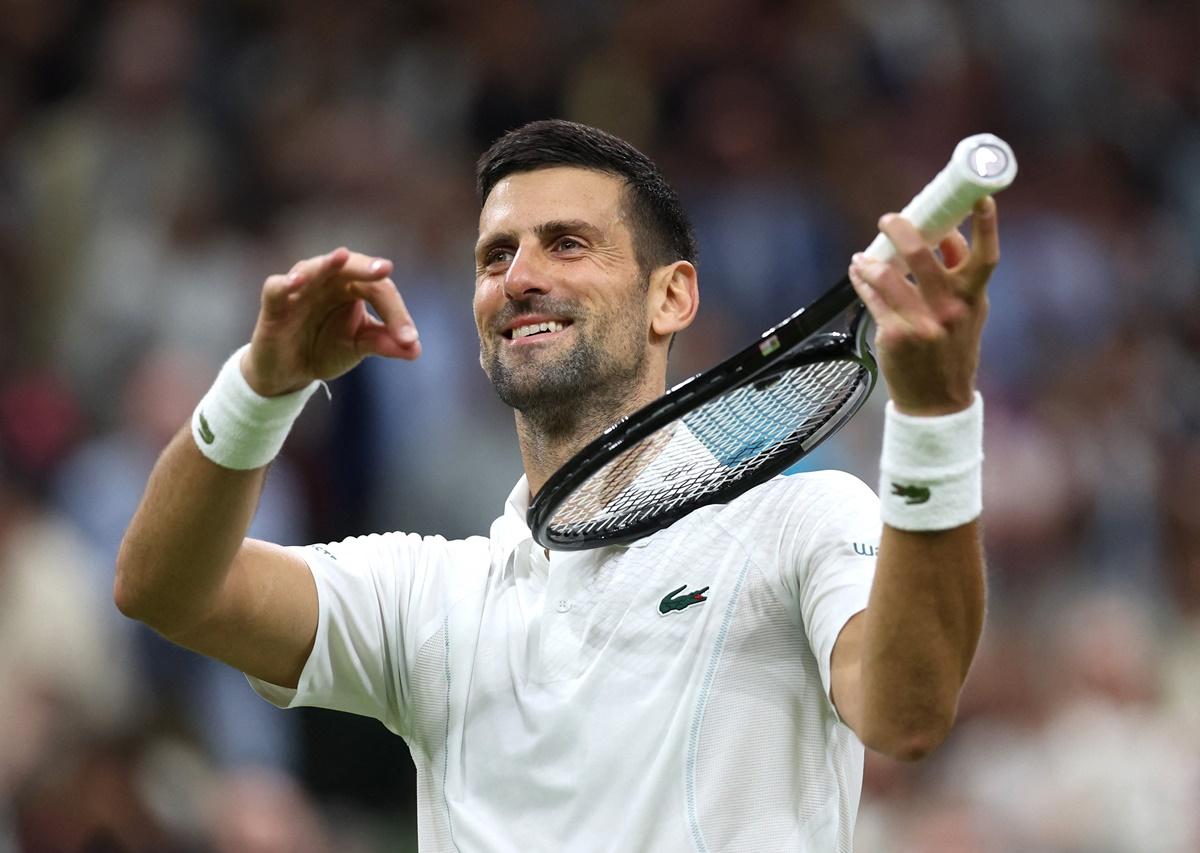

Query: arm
[830,524,984,759]
[829,198,998,760]
[114,248,420,689]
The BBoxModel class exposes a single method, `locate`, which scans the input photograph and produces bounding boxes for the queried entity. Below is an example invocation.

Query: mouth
[502,318,573,344]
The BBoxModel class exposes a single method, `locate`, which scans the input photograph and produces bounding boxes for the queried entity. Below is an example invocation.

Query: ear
[649,261,699,341]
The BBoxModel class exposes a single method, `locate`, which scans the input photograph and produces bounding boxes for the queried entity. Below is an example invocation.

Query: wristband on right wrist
[191,345,320,470]
[878,392,984,532]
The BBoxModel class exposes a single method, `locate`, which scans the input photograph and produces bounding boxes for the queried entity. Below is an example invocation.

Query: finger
[330,251,394,283]
[260,273,297,320]
[962,196,1000,285]
[348,277,419,345]
[288,247,351,287]
[938,230,971,271]
[358,325,423,361]
[851,252,925,319]
[849,257,910,331]
[878,213,945,287]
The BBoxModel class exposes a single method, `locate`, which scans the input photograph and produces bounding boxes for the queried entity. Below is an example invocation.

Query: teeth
[512,321,566,339]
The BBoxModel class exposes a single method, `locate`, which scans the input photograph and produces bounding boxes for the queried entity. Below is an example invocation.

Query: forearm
[833,193,1001,759]
[115,425,267,632]
[857,520,985,757]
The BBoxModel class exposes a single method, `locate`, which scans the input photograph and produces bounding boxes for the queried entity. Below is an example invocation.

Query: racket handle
[863,133,1018,264]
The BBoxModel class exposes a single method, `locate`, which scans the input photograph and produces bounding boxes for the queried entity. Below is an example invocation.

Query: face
[474,167,653,423]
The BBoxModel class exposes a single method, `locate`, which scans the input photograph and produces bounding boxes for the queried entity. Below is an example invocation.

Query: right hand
[242,248,421,396]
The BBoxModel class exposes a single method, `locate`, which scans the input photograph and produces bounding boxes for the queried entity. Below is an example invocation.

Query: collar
[498,474,657,558]
[490,476,534,557]
[503,475,532,526]
[493,476,549,577]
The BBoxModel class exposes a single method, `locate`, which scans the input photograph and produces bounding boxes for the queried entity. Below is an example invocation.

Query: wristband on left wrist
[878,392,984,532]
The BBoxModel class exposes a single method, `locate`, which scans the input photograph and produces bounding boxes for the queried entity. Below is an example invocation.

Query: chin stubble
[485,316,648,439]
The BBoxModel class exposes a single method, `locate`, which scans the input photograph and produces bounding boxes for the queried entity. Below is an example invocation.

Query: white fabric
[879,392,984,531]
[248,470,880,852]
[191,345,320,470]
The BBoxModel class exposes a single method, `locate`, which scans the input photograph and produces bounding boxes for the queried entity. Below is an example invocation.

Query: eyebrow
[475,219,605,259]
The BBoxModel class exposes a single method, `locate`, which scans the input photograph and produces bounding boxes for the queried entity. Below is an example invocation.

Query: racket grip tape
[863,133,1017,264]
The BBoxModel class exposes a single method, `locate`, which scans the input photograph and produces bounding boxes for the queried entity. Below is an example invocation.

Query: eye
[554,236,584,253]
[484,247,513,268]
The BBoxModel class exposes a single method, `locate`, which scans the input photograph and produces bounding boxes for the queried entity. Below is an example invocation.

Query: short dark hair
[476,120,697,274]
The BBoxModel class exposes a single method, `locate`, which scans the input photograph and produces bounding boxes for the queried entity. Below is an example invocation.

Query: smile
[505,320,572,341]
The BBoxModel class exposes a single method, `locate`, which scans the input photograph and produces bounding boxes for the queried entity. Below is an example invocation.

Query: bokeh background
[1,0,1198,850]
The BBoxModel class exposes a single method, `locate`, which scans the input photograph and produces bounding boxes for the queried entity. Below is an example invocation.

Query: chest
[412,522,826,816]
[505,525,760,686]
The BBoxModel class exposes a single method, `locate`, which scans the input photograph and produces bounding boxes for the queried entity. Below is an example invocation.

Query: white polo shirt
[249,470,880,852]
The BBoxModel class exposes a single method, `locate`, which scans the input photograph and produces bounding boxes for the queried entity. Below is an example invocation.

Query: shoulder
[722,470,878,523]
[294,530,493,576]
[698,471,879,569]
[292,531,498,629]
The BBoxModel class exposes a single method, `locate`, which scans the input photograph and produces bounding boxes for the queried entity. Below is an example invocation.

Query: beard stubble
[483,290,650,441]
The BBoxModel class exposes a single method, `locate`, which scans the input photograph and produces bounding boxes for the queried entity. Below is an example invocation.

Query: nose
[503,244,550,301]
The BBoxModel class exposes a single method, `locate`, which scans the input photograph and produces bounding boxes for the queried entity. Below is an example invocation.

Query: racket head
[527,132,1018,550]
[528,304,876,550]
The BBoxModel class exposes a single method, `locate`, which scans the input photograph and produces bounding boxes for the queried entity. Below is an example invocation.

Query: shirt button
[556,599,573,613]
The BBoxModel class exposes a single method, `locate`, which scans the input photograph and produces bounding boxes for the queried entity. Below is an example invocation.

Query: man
[116,120,995,851]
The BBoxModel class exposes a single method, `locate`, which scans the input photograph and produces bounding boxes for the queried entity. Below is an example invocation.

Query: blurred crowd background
[1,0,1198,850]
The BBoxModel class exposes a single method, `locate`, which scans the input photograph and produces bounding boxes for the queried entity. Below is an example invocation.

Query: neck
[518,379,665,496]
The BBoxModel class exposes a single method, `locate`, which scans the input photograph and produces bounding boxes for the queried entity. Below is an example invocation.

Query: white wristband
[191,345,320,470]
[879,392,983,531]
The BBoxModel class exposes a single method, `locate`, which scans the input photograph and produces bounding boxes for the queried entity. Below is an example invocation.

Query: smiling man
[473,156,699,493]
[115,120,995,851]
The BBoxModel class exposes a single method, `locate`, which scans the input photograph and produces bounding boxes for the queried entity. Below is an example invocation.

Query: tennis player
[116,120,995,851]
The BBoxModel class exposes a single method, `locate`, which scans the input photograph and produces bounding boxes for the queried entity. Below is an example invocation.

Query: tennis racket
[529,134,1018,550]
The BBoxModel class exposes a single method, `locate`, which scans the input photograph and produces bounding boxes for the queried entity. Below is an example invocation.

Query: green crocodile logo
[891,482,931,505]
[659,584,710,615]
[197,411,216,445]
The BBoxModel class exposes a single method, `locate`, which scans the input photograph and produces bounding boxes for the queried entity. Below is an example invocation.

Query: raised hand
[241,248,421,396]
[848,197,999,417]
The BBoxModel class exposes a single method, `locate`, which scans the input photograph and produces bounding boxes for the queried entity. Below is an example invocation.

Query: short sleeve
[245,531,488,736]
[771,471,881,711]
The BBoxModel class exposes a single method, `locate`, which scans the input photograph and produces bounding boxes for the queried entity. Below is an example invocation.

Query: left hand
[848,196,1000,417]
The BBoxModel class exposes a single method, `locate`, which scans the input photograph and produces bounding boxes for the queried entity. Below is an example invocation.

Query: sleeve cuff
[243,545,321,709]
[245,673,301,709]
[820,601,870,726]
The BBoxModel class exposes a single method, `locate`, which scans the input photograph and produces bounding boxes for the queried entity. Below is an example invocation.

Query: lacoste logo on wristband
[659,584,709,615]
[197,412,216,444]
[890,483,931,505]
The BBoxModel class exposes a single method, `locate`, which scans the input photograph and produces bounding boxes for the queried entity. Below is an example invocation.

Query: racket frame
[527,133,1018,550]
[529,276,876,550]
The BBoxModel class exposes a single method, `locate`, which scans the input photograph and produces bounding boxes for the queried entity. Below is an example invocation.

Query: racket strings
[547,358,867,538]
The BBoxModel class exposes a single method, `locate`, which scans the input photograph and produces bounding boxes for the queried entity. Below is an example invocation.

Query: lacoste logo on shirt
[197,411,216,444]
[890,482,931,505]
[659,584,709,615]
